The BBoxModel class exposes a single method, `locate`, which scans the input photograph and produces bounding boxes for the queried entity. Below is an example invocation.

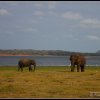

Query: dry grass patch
[0,66,100,98]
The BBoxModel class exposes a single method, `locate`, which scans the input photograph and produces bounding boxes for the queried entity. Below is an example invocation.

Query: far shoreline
[0,54,99,58]
[0,54,67,57]
[0,54,32,56]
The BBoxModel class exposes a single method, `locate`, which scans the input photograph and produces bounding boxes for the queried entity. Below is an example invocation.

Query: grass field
[0,66,100,98]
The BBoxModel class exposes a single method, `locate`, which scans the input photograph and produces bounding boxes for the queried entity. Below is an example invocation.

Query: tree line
[0,49,100,56]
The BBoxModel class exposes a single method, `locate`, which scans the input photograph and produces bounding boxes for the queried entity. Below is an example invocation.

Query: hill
[0,49,100,56]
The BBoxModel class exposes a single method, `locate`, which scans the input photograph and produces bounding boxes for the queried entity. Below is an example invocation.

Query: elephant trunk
[71,62,75,72]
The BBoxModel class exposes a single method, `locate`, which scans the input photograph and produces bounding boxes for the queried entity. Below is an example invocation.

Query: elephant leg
[77,65,80,72]
[21,67,23,72]
[29,66,32,72]
[29,67,31,72]
[33,65,36,71]
[71,65,75,72]
[81,65,85,72]
[18,66,20,71]
[30,67,33,72]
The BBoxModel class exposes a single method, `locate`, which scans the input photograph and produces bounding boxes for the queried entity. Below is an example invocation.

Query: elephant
[69,53,86,72]
[18,58,36,72]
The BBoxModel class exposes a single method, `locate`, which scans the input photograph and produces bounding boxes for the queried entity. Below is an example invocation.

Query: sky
[0,1,100,53]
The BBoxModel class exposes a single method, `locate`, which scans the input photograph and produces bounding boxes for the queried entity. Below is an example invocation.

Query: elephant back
[19,58,31,66]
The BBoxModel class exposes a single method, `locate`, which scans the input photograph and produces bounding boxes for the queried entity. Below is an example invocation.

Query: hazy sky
[0,1,100,53]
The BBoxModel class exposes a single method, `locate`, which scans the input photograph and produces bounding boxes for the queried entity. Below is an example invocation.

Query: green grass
[0,66,100,98]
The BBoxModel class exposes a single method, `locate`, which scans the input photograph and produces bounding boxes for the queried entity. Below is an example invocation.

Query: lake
[0,56,100,66]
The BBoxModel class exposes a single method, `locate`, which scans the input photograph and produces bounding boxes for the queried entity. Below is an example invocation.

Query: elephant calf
[18,58,36,72]
[69,53,86,72]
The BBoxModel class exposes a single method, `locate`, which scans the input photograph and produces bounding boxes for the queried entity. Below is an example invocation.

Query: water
[0,56,100,66]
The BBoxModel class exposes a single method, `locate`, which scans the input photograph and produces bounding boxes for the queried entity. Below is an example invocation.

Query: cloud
[25,28,37,32]
[61,11,100,29]
[87,35,100,40]
[33,1,56,10]
[0,1,18,5]
[48,5,55,10]
[61,11,82,20]
[33,11,44,17]
[80,18,100,28]
[34,2,43,9]
[0,9,9,16]
[48,11,58,17]
[47,1,56,10]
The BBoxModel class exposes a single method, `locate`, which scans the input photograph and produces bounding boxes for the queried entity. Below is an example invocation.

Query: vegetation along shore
[0,49,100,56]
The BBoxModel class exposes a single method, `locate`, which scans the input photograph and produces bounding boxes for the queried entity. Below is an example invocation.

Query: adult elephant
[69,53,86,72]
[18,58,36,72]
